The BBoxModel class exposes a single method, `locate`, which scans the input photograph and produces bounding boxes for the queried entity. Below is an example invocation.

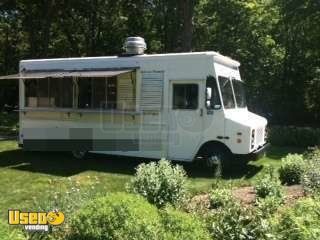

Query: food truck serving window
[78,77,117,109]
[25,78,73,108]
[20,69,136,110]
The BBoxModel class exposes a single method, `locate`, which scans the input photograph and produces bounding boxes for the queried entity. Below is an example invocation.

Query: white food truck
[0,37,268,172]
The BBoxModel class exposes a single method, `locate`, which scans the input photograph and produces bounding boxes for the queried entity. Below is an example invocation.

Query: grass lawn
[0,140,305,220]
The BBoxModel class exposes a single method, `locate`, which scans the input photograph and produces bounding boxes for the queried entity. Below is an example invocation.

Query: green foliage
[0,219,25,240]
[269,126,320,147]
[160,207,211,240]
[256,196,283,217]
[206,201,274,240]
[273,197,320,239]
[68,193,161,240]
[279,154,305,185]
[255,167,283,199]
[209,188,233,209]
[26,177,102,240]
[302,148,320,195]
[127,160,187,208]
[1,0,320,125]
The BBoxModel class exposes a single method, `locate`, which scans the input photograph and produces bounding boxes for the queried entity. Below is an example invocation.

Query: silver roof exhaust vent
[123,37,147,56]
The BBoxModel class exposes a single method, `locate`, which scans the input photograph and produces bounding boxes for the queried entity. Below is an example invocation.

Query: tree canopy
[0,0,319,125]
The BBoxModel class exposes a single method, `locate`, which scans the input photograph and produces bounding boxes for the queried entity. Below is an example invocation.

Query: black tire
[71,150,88,160]
[203,147,232,177]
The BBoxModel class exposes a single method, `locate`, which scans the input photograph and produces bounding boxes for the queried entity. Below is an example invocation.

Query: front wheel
[71,150,88,160]
[204,148,232,177]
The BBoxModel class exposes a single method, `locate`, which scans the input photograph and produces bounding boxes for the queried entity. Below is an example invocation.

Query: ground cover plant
[68,193,161,240]
[272,197,320,239]
[0,219,25,240]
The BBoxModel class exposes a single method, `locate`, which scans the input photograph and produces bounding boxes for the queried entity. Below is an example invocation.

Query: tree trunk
[180,0,195,52]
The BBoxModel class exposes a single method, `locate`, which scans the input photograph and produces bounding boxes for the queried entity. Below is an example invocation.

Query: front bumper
[252,143,270,155]
[234,143,270,162]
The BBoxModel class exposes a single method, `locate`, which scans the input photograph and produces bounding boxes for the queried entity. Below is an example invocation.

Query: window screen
[25,78,73,108]
[78,77,117,109]
[106,77,117,109]
[78,78,93,108]
[92,78,106,108]
[50,78,73,108]
[25,79,38,107]
[173,84,198,110]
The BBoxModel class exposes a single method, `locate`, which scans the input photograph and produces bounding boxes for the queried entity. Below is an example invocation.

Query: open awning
[0,68,136,80]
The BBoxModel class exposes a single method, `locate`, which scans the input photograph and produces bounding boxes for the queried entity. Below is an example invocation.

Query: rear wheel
[71,150,88,160]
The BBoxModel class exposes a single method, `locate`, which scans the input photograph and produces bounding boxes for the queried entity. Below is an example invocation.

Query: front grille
[255,127,265,146]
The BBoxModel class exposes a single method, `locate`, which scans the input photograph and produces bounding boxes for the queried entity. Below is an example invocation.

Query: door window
[173,84,198,110]
[206,76,221,109]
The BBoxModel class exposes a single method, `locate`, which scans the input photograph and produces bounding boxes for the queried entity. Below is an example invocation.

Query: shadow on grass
[182,161,263,180]
[0,148,264,180]
[0,149,150,177]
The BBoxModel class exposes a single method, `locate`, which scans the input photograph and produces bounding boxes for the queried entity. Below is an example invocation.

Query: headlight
[251,129,255,149]
[264,127,268,142]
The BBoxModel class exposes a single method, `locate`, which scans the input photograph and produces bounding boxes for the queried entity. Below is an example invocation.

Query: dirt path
[188,185,305,212]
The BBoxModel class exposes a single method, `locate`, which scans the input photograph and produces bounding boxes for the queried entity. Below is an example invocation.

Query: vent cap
[123,37,147,55]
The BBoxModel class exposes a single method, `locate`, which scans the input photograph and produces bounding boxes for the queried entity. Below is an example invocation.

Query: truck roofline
[20,51,240,68]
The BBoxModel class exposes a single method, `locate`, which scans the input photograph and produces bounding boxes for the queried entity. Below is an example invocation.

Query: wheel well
[196,141,232,158]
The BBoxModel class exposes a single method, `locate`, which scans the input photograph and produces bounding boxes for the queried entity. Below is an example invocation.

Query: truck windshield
[218,76,247,109]
[218,76,235,109]
[232,79,247,108]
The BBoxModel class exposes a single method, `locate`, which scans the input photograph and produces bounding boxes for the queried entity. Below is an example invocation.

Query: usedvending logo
[8,210,65,232]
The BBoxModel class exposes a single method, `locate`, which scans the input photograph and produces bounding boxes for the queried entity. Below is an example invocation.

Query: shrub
[209,188,233,209]
[256,196,283,216]
[68,193,161,240]
[127,160,188,207]
[160,207,211,240]
[273,197,320,239]
[206,201,274,240]
[302,148,320,195]
[279,154,305,185]
[255,167,283,199]
[0,219,25,240]
[269,126,320,147]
